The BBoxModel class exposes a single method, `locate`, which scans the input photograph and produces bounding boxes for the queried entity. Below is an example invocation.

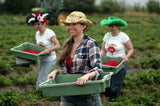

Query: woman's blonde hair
[58,36,74,65]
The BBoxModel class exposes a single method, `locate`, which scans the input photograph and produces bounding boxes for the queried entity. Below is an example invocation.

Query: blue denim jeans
[104,63,128,100]
[36,59,56,89]
[60,94,102,106]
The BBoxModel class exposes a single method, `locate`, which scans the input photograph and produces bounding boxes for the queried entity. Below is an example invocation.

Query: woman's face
[67,23,86,37]
[35,22,44,31]
[108,25,119,34]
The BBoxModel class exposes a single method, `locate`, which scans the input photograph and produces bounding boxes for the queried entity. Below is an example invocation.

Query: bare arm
[44,36,61,54]
[100,41,107,58]
[47,70,64,81]
[76,71,96,86]
[124,40,134,62]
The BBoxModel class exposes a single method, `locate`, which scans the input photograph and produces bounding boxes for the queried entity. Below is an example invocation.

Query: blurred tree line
[63,0,95,13]
[147,0,160,14]
[0,0,39,14]
[0,0,160,15]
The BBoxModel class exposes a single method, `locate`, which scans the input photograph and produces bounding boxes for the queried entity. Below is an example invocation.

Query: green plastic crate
[102,56,124,75]
[10,42,50,61]
[39,72,113,97]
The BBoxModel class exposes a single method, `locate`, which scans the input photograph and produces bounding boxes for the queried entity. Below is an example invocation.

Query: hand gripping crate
[102,56,125,75]
[10,42,50,61]
[39,72,113,97]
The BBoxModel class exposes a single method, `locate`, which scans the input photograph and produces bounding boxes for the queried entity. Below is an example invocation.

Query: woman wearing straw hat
[100,16,134,101]
[28,10,61,89]
[47,11,103,106]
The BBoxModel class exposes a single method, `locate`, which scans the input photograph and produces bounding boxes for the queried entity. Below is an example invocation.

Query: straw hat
[100,16,127,28]
[63,11,93,32]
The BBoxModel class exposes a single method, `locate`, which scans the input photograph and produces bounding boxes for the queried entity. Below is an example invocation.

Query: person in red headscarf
[28,10,61,89]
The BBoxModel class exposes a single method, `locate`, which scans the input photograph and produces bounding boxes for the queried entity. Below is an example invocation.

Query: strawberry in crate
[103,60,120,67]
[23,49,41,54]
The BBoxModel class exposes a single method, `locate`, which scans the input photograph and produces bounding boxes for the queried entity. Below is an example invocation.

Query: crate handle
[39,51,51,56]
[16,43,26,48]
[117,60,124,67]
[103,72,113,81]
[39,72,114,88]
[39,51,45,55]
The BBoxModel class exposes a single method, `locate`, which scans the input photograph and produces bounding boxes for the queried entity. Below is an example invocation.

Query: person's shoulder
[86,35,95,42]
[103,32,110,40]
[119,32,130,40]
[103,32,110,38]
[120,31,128,37]
[46,28,53,32]
[46,28,56,35]
[86,35,99,46]
[105,32,110,36]
[35,31,39,35]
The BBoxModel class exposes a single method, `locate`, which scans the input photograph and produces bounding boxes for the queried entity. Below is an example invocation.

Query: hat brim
[63,19,93,32]
[100,19,127,28]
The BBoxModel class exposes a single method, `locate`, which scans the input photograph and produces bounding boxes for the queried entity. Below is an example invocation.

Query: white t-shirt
[35,28,56,62]
[103,31,130,58]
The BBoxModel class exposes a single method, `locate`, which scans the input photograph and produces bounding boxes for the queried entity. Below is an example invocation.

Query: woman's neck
[39,27,46,36]
[111,29,120,37]
[73,33,84,44]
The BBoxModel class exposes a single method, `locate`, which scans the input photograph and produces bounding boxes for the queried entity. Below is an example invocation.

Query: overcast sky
[95,0,160,7]
[124,0,148,7]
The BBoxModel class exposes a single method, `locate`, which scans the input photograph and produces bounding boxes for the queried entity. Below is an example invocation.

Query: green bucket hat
[100,16,127,28]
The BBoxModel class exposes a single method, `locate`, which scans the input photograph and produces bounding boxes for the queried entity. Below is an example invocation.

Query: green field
[0,13,160,105]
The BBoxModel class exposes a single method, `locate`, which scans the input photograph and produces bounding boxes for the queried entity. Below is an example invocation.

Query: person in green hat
[100,16,134,101]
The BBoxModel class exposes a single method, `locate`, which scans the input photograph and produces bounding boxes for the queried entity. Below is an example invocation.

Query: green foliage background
[0,0,160,14]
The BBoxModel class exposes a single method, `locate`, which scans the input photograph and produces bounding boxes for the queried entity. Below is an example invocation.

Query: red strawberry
[23,49,41,54]
[103,60,120,67]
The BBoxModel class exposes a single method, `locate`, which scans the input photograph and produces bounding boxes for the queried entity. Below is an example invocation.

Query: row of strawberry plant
[128,57,160,69]
[104,69,160,105]
[140,58,160,69]
[123,69,160,88]
[0,89,60,106]
[0,73,38,87]
[0,69,159,106]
